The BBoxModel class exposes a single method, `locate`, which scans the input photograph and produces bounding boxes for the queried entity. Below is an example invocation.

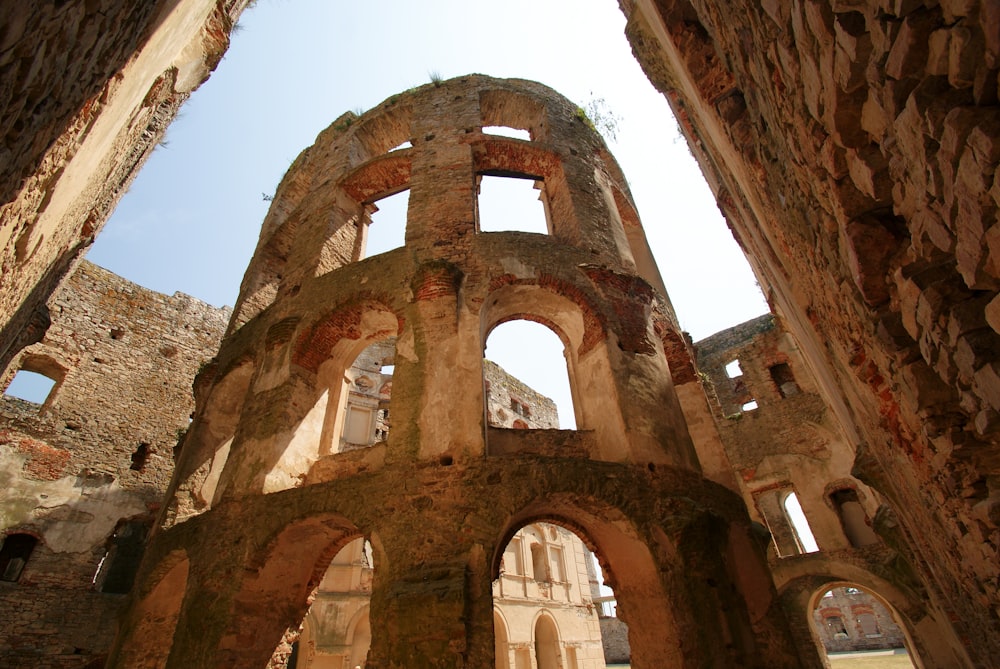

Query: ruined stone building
[0,261,229,667]
[1,1,1000,668]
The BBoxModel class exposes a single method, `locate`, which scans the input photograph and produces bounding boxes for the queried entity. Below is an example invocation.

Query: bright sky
[84,0,769,428]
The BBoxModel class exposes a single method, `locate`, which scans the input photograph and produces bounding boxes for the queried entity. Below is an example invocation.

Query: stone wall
[484,359,560,429]
[623,0,1000,661]
[0,260,227,669]
[0,0,248,375]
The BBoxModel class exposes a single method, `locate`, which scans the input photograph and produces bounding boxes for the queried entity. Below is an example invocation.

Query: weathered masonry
[1,1,1000,667]
[619,2,1000,664]
[0,261,228,669]
[696,315,965,666]
[107,75,800,668]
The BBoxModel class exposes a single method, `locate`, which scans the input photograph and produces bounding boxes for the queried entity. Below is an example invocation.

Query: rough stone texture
[623,0,1000,663]
[694,315,962,666]
[0,260,228,669]
[2,1,999,665]
[107,76,802,669]
[0,0,249,376]
[484,359,559,429]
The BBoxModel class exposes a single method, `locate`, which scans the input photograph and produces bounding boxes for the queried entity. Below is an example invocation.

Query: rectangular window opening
[4,369,58,405]
[724,359,743,378]
[483,125,531,141]
[769,362,799,397]
[363,189,409,258]
[477,175,548,234]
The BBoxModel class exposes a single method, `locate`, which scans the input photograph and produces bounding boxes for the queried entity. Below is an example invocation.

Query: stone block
[985,294,1000,334]
[886,11,936,80]
[939,0,976,22]
[974,361,1000,410]
[949,26,980,89]
[927,28,951,76]
[900,360,955,413]
[955,328,1000,381]
[842,216,898,306]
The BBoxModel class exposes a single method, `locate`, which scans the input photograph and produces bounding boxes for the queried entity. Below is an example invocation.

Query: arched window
[3,355,66,408]
[811,585,915,666]
[0,534,37,582]
[266,536,374,668]
[484,321,574,429]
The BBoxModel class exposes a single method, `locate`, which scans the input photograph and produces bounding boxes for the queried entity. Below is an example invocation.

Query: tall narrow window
[94,521,150,594]
[783,492,819,553]
[363,190,409,258]
[530,543,548,582]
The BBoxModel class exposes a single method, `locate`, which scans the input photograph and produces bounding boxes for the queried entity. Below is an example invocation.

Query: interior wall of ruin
[0,0,248,374]
[0,260,228,669]
[622,0,1000,661]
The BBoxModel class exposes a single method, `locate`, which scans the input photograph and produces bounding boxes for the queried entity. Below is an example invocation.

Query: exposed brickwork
[483,360,559,430]
[107,76,793,669]
[0,0,249,378]
[624,0,1000,661]
[0,261,227,669]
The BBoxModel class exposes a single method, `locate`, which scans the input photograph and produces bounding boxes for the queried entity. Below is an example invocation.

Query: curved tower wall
[108,75,805,669]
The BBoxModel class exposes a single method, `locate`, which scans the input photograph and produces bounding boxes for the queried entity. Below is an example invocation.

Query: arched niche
[493,609,511,669]
[213,301,399,495]
[494,520,611,667]
[480,282,629,459]
[166,359,254,526]
[492,505,684,669]
[807,582,920,668]
[533,612,561,669]
[109,551,190,669]
[217,514,367,668]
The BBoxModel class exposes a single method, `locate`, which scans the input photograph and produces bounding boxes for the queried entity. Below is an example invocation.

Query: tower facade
[108,75,802,668]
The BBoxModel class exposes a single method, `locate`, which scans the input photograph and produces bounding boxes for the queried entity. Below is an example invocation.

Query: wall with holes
[0,260,227,669]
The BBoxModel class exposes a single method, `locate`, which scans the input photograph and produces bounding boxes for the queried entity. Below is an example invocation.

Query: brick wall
[0,260,227,668]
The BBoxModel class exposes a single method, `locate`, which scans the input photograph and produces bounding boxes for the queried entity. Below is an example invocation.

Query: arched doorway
[811,584,915,668]
[494,610,511,669]
[534,614,561,669]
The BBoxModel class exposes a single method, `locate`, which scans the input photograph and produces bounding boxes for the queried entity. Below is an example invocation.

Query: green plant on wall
[576,93,622,143]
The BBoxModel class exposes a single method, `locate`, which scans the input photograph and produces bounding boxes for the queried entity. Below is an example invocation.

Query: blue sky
[83,0,769,427]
